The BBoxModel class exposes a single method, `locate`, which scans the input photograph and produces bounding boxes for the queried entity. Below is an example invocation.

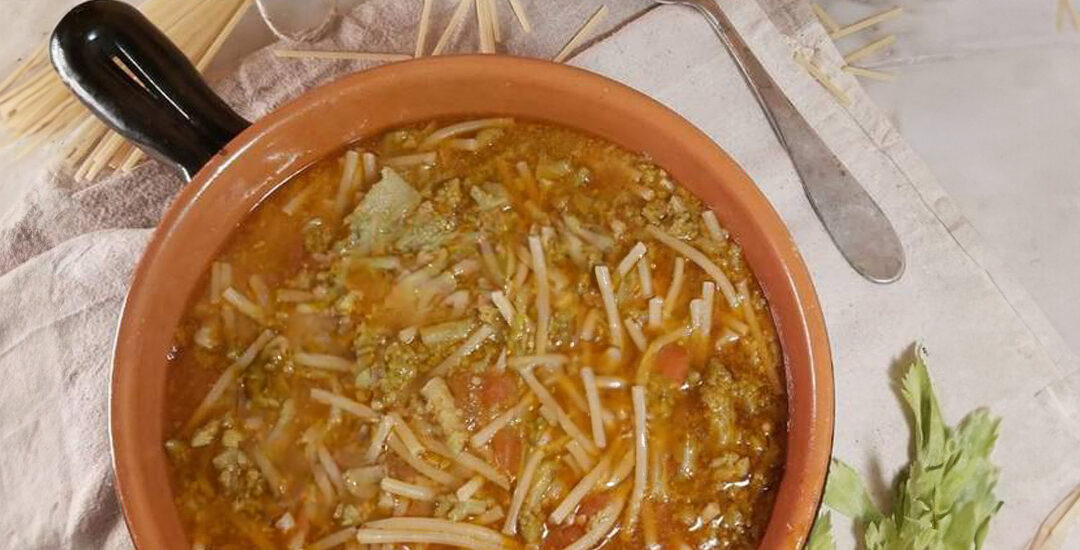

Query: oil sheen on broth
[164,119,787,550]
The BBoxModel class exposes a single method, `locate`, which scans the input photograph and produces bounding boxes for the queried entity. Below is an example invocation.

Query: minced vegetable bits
[164,119,786,549]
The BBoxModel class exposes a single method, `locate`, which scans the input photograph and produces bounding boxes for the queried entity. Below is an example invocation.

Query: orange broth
[164,120,786,550]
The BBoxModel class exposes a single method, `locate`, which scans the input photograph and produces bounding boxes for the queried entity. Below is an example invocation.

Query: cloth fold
[0,229,149,549]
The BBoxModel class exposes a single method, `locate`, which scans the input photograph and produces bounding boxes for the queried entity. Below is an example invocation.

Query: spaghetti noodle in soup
[163,119,787,549]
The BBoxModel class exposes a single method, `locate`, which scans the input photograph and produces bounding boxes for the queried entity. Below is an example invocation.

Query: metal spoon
[656,0,905,283]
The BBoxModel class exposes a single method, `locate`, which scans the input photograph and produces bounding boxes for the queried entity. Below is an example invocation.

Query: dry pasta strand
[829,6,903,40]
[0,0,253,179]
[488,0,502,42]
[433,0,476,56]
[415,0,434,57]
[553,5,608,63]
[273,49,411,62]
[1030,483,1080,549]
[1062,0,1080,30]
[195,0,253,71]
[843,65,895,81]
[794,53,852,106]
[476,0,495,53]
[506,0,532,33]
[843,34,897,65]
[810,2,840,32]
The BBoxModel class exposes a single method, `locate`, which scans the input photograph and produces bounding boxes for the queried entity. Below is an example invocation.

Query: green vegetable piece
[823,459,881,522]
[811,347,1002,550]
[469,183,510,210]
[221,429,244,449]
[394,201,456,253]
[347,168,422,255]
[806,511,836,550]
[190,419,221,448]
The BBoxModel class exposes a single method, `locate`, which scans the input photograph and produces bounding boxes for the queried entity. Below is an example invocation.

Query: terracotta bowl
[51,3,832,548]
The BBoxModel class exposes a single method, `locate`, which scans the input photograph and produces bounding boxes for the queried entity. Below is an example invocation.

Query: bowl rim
[111,54,833,549]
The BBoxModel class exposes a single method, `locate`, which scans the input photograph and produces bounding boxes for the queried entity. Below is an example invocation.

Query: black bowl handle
[50,0,251,180]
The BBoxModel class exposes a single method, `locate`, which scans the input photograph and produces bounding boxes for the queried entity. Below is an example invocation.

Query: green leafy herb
[807,511,837,550]
[810,348,1002,549]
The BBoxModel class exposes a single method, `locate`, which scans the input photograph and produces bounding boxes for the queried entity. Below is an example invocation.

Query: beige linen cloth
[2,0,1079,548]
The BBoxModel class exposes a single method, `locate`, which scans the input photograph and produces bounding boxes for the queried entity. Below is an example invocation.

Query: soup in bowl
[61,45,836,548]
[165,120,788,549]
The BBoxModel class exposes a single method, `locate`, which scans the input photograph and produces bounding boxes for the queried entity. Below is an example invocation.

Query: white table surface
[823,0,1080,352]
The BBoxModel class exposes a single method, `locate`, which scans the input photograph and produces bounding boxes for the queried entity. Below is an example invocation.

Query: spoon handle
[674,0,905,283]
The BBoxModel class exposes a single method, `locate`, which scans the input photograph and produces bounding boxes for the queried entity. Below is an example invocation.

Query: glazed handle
[50,0,250,181]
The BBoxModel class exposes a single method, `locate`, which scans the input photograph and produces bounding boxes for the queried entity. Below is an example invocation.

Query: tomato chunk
[577,492,612,517]
[655,344,691,384]
[492,427,523,474]
[542,523,586,550]
[480,371,518,409]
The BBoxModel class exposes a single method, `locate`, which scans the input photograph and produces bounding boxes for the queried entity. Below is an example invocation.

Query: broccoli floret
[302,218,334,254]
[519,511,544,543]
[434,178,464,210]
[375,341,423,406]
[395,201,457,254]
